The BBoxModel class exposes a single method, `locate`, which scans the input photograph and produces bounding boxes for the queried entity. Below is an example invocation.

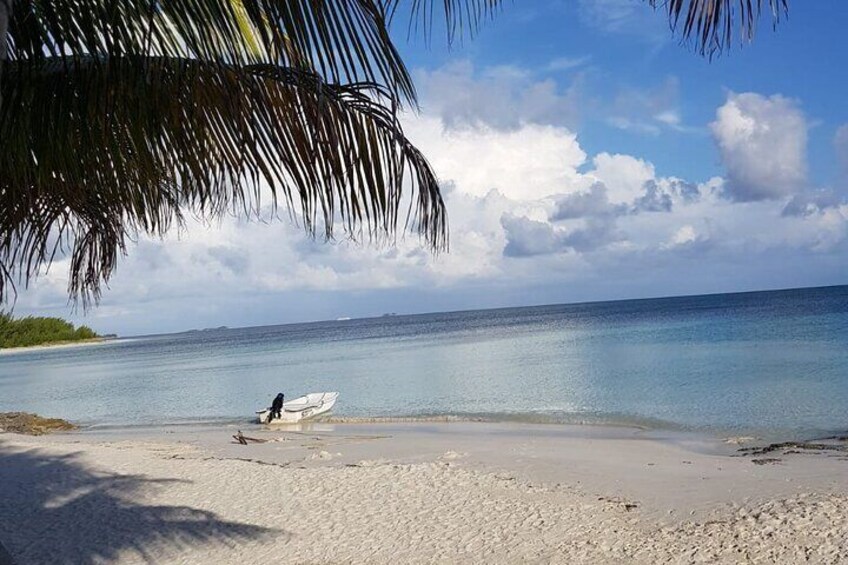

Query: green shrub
[0,312,100,348]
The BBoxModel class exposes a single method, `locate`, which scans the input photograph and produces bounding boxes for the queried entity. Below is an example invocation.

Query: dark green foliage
[0,0,449,306]
[0,311,99,348]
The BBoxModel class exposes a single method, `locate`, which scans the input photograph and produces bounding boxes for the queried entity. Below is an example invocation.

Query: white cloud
[501,215,562,257]
[710,92,808,202]
[655,110,681,127]
[405,115,590,201]
[546,55,592,72]
[663,225,708,250]
[588,153,656,204]
[552,183,622,220]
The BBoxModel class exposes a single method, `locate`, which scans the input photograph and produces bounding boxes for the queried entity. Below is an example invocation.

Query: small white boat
[256,392,339,424]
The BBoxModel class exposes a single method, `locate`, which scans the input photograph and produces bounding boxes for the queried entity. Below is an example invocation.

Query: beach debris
[738,437,848,457]
[751,458,782,466]
[354,458,390,467]
[232,431,268,445]
[597,496,639,512]
[440,450,467,460]
[0,412,76,435]
[310,450,341,460]
[723,436,759,445]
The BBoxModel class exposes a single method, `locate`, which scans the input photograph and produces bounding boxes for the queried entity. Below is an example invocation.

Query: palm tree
[0,0,786,305]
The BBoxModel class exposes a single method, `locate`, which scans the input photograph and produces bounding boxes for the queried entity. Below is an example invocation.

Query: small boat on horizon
[256,392,339,424]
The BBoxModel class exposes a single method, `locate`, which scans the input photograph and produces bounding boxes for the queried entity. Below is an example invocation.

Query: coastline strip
[0,338,117,356]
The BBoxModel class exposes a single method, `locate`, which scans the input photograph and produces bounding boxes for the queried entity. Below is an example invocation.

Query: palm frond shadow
[0,441,281,564]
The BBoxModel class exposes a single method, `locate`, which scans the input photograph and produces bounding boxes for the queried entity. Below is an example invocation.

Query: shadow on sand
[0,439,282,564]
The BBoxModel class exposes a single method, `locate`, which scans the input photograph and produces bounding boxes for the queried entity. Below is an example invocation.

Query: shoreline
[51,418,848,465]
[1,421,846,563]
[68,412,846,447]
[0,337,119,356]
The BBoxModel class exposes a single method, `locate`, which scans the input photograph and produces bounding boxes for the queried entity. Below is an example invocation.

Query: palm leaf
[381,0,504,44]
[648,0,789,55]
[6,0,417,103]
[0,56,445,304]
[384,1,788,54]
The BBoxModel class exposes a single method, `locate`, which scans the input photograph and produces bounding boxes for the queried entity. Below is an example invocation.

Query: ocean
[1,285,847,439]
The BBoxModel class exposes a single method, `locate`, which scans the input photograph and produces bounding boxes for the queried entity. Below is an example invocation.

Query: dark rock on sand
[0,412,77,435]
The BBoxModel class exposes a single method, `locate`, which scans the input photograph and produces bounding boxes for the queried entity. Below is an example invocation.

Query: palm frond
[648,0,789,55]
[6,0,416,103]
[0,56,446,304]
[381,0,504,44]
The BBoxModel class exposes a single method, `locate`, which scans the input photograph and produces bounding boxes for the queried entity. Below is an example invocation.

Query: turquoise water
[1,286,847,439]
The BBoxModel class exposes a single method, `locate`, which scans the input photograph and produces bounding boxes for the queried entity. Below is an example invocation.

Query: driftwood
[738,437,848,457]
[233,430,268,445]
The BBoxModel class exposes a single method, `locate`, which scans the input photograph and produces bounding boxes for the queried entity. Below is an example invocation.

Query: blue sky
[13,0,848,335]
[398,0,848,185]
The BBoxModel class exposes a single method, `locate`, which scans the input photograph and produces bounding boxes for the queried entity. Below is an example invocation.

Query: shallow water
[1,286,847,439]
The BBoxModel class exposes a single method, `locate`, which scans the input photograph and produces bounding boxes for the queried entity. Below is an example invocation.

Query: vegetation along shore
[0,313,98,349]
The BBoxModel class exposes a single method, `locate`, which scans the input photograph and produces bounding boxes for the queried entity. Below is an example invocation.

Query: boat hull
[256,392,338,424]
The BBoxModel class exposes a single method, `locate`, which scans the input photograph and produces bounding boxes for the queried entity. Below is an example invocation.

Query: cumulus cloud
[633,180,673,212]
[782,190,844,218]
[552,183,622,220]
[710,92,808,202]
[404,115,590,201]
[588,153,656,204]
[501,215,562,257]
[503,212,620,257]
[667,179,701,203]
[669,225,698,245]
[561,217,622,253]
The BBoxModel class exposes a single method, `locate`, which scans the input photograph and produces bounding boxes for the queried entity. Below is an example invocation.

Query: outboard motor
[268,393,284,422]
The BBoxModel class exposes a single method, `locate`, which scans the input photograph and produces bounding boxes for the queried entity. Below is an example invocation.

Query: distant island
[183,326,229,333]
[0,312,100,349]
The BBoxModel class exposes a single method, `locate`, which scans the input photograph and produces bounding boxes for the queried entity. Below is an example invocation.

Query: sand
[1,423,846,564]
[0,338,113,356]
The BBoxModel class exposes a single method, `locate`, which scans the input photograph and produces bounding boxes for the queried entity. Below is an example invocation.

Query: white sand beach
[0,338,116,356]
[1,423,846,564]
